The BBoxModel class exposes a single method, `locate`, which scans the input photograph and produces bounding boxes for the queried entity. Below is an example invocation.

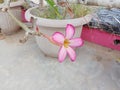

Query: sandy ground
[0,30,120,90]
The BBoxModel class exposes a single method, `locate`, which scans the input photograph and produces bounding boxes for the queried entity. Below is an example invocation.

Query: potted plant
[0,0,24,35]
[24,0,92,60]
[5,0,93,62]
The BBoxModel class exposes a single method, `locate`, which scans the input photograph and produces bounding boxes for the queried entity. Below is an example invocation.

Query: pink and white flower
[52,24,83,63]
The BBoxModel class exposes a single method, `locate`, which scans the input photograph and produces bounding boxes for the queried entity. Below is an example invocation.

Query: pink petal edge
[58,46,67,63]
[69,38,84,48]
[52,32,65,44]
[65,24,75,39]
[66,47,76,62]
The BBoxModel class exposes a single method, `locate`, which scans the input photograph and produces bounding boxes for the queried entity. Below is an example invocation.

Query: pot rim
[0,0,24,9]
[25,6,93,28]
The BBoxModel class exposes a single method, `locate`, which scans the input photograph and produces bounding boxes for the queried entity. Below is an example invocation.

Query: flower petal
[66,47,76,62]
[58,46,67,63]
[65,24,75,39]
[69,38,83,47]
[52,32,65,44]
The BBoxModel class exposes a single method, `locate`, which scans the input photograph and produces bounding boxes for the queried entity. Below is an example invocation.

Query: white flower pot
[0,7,21,34]
[25,7,92,57]
[0,0,24,35]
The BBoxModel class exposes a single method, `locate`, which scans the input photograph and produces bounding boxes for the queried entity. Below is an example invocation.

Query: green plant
[0,0,3,3]
[44,0,90,19]
[45,0,62,19]
[31,3,91,19]
[11,0,17,2]
[71,4,91,18]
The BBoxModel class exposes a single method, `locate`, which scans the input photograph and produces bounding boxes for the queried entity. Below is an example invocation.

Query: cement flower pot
[0,0,24,35]
[25,7,92,57]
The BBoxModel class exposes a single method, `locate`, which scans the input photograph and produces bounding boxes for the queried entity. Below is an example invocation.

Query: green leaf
[45,0,62,19]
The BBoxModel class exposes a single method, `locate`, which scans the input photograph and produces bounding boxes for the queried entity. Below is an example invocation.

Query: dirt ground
[0,30,120,90]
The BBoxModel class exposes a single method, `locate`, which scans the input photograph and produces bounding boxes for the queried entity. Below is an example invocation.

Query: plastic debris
[88,8,120,35]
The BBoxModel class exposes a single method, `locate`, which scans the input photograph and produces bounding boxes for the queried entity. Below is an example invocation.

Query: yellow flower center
[64,39,70,48]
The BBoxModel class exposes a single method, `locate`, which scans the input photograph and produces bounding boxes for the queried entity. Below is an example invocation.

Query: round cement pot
[25,7,92,57]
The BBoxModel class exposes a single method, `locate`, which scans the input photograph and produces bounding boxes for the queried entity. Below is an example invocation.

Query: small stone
[0,33,5,40]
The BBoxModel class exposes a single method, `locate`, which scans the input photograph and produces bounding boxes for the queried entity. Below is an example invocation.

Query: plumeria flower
[52,24,83,63]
